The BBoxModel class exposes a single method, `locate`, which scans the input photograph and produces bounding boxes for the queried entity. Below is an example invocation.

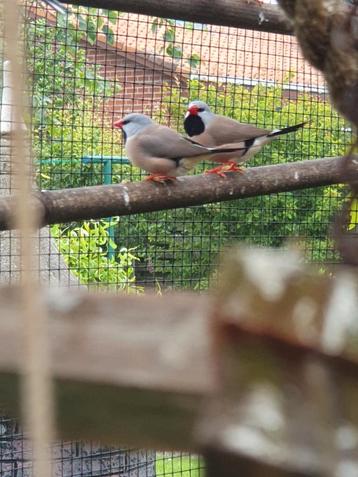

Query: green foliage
[349,197,358,230]
[27,7,200,127]
[26,13,120,130]
[34,105,125,189]
[51,220,142,291]
[156,454,204,477]
[151,18,201,68]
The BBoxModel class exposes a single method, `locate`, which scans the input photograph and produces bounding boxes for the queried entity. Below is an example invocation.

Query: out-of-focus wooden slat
[0,287,213,450]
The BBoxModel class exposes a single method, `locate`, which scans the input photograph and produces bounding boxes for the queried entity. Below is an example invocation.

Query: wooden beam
[0,157,350,231]
[0,287,212,450]
[58,0,293,35]
[199,247,358,476]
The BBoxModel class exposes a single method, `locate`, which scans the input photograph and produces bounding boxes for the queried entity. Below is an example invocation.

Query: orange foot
[204,165,228,178]
[144,174,177,183]
[225,161,245,173]
[205,162,245,177]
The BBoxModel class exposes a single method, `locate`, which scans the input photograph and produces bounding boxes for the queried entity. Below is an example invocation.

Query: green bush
[35,106,127,190]
[51,220,142,291]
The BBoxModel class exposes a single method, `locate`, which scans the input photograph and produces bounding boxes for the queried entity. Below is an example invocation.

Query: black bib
[184,115,205,137]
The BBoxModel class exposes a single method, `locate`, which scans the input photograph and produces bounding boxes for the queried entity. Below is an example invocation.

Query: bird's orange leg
[225,161,245,173]
[144,174,177,183]
[204,165,228,178]
[205,161,245,177]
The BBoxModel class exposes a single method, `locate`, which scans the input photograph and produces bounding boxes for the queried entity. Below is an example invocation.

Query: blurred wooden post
[200,247,358,476]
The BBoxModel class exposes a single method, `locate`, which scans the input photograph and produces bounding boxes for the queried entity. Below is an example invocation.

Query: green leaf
[163,28,175,42]
[97,17,104,30]
[151,19,159,33]
[184,22,195,30]
[188,53,201,69]
[166,44,183,59]
[78,15,87,31]
[102,24,115,45]
[348,198,358,230]
[86,21,97,44]
[108,10,119,24]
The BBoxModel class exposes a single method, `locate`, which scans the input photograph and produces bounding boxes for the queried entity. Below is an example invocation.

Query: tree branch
[58,0,293,35]
[0,157,348,231]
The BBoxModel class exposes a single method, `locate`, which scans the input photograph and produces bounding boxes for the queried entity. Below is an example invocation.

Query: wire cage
[0,0,353,475]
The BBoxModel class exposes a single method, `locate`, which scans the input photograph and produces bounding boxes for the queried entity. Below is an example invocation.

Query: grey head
[184,100,215,137]
[187,100,212,114]
[113,113,154,142]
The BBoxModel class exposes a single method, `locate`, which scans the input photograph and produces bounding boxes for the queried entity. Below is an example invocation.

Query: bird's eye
[122,120,129,125]
[198,108,204,112]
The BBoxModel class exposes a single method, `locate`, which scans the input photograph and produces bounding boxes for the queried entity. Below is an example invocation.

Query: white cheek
[199,113,209,126]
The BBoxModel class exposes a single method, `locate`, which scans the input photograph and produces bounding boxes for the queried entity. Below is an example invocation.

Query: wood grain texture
[57,0,293,35]
[0,287,213,449]
[0,157,351,231]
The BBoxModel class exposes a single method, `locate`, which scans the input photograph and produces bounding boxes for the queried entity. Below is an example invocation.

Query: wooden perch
[1,246,358,476]
[58,0,293,35]
[0,156,351,231]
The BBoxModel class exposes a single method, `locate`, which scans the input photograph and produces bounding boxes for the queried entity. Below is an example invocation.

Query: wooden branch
[59,0,293,35]
[0,157,349,231]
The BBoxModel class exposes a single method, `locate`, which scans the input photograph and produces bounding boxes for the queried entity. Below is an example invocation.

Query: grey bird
[184,100,307,175]
[114,113,246,181]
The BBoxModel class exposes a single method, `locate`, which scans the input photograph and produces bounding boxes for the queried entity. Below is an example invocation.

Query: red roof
[110,13,326,91]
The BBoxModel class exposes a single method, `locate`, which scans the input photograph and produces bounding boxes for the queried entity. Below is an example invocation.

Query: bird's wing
[136,124,209,159]
[200,115,270,146]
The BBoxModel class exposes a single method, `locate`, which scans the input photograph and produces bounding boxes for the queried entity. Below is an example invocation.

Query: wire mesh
[0,0,354,475]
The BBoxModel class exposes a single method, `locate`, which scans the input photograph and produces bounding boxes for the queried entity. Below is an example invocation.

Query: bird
[184,100,307,175]
[113,113,246,181]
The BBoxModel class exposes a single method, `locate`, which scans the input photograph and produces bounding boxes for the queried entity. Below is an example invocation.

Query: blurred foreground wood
[2,246,358,475]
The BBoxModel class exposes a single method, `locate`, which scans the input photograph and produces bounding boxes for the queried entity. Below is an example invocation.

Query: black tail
[267,121,308,138]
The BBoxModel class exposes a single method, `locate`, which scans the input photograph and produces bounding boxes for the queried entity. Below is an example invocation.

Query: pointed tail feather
[267,121,308,138]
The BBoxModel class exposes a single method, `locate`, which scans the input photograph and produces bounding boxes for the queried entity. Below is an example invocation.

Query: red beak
[188,105,199,116]
[113,119,124,129]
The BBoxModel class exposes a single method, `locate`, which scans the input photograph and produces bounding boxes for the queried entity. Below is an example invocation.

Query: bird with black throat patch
[113,113,247,182]
[184,100,307,176]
